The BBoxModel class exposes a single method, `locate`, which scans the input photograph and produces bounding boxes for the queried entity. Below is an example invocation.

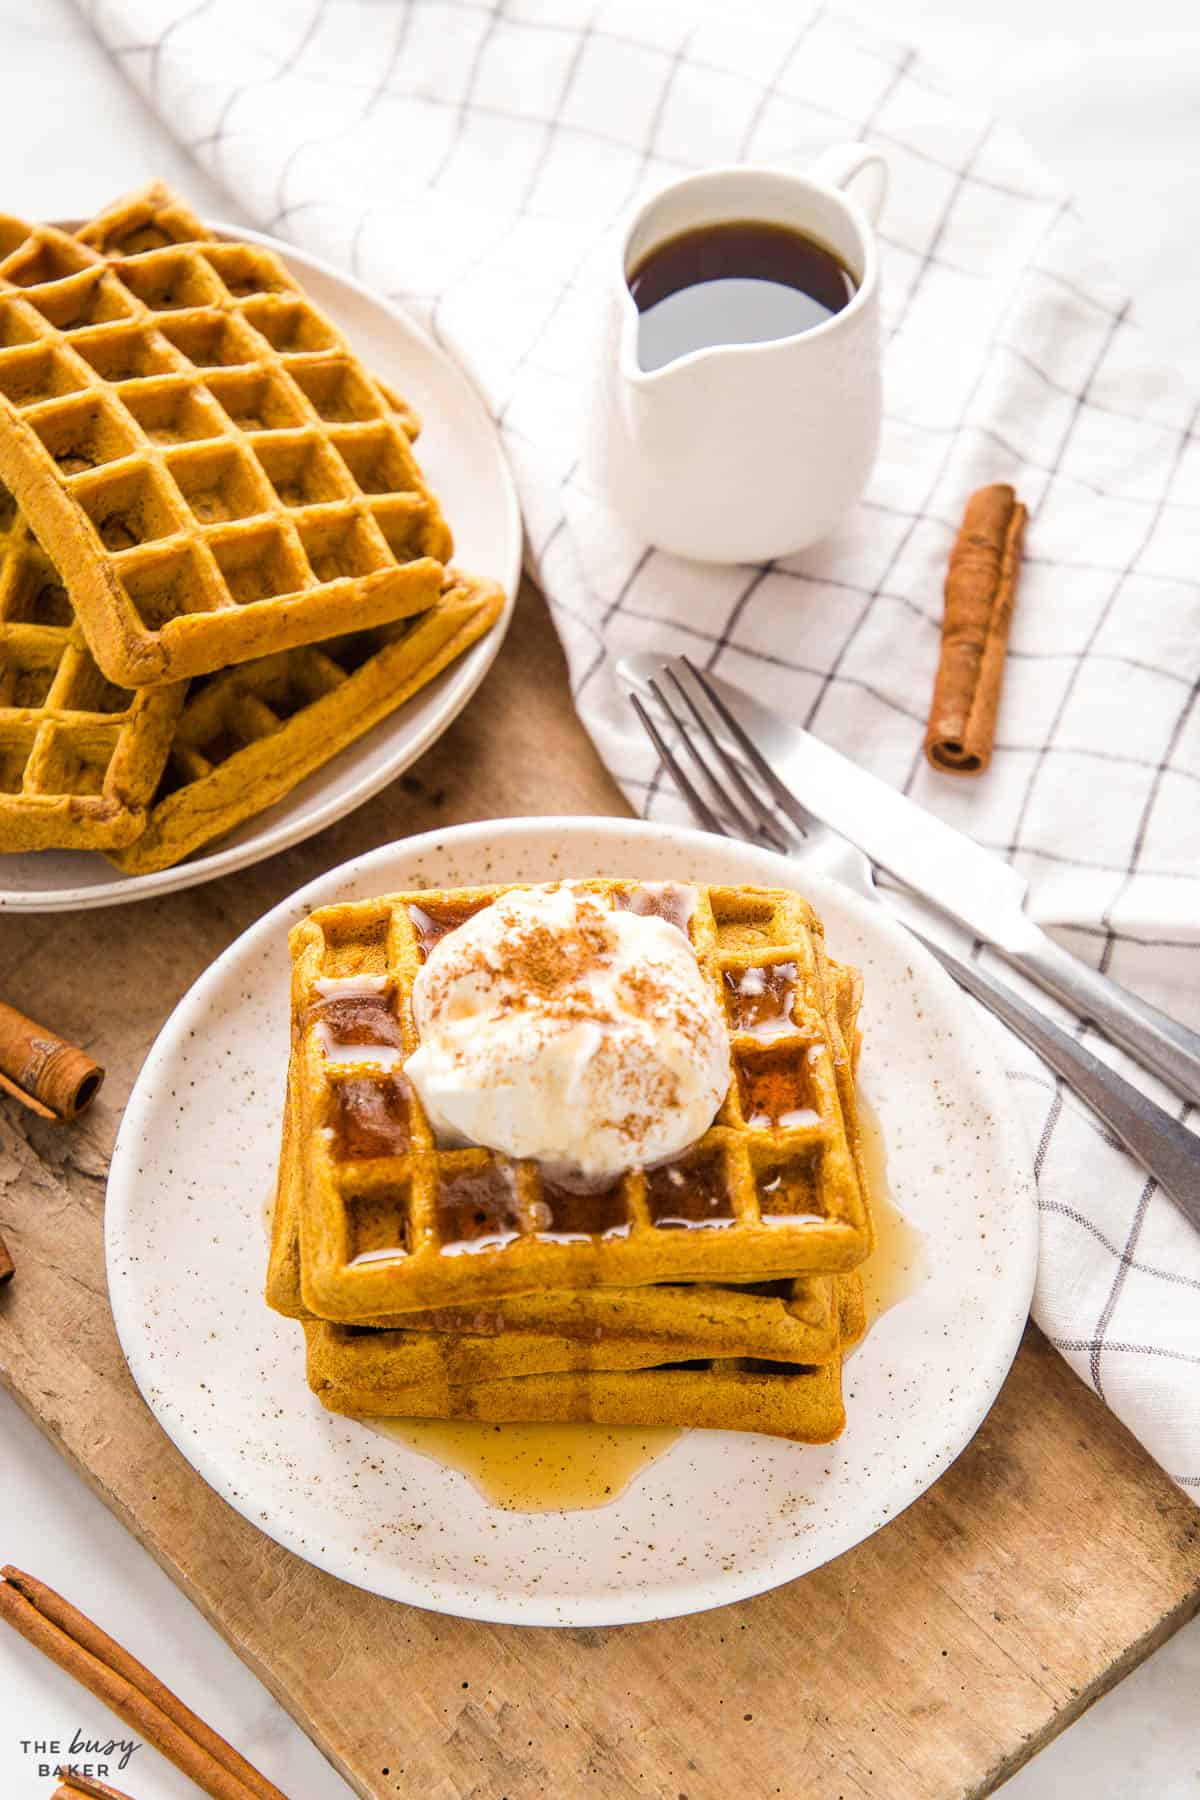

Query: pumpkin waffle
[73,182,422,442]
[308,1343,853,1443]
[105,565,504,873]
[0,492,181,848]
[287,881,874,1318]
[268,956,865,1364]
[273,1069,853,1359]
[0,194,491,869]
[302,1270,863,1392]
[0,190,451,688]
[302,1272,863,1398]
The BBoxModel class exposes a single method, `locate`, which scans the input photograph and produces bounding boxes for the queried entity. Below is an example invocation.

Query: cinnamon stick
[0,999,104,1121]
[0,1568,287,1800]
[55,1775,136,1800]
[0,1228,12,1284]
[925,483,1027,775]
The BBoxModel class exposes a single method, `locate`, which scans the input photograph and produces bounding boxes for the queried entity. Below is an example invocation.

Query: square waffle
[272,1074,853,1359]
[0,188,451,688]
[74,183,422,443]
[0,190,497,871]
[105,565,504,874]
[267,955,867,1372]
[288,880,875,1317]
[301,1271,863,1395]
[306,1343,852,1443]
[0,492,182,848]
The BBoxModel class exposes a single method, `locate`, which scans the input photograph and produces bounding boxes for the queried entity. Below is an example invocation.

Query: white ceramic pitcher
[588,145,887,563]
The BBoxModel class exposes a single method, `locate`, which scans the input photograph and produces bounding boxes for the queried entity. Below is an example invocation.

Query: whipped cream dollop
[405,885,730,1178]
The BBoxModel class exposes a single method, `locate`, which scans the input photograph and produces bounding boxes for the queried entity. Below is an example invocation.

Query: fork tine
[663,664,784,842]
[629,693,727,837]
[679,655,817,832]
[648,677,778,846]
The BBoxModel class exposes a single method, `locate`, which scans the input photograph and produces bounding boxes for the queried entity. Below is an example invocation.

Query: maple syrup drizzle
[331,1075,412,1160]
[611,881,697,936]
[535,1169,629,1240]
[310,977,403,1068]
[645,1147,735,1229]
[261,1180,676,1510]
[313,974,388,997]
[736,1038,819,1133]
[724,962,798,1040]
[408,901,485,959]
[856,1095,925,1325]
[366,1417,681,1512]
[436,1163,524,1254]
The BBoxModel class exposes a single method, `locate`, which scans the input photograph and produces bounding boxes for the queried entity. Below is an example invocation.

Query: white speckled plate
[0,224,521,913]
[106,818,1036,1627]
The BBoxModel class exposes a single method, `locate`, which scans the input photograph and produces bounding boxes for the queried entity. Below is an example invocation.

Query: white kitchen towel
[76,0,1200,1492]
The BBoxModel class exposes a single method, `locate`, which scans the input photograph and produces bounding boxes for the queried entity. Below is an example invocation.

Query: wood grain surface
[0,581,1197,1800]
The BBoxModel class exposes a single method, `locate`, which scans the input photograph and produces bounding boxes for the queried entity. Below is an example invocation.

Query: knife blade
[914,933,1200,1235]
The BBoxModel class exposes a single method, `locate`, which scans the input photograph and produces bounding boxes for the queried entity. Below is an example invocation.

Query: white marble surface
[1,1,1198,1794]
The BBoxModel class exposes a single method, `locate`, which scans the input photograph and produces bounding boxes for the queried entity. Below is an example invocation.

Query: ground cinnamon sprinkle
[618,967,705,1054]
[491,911,612,999]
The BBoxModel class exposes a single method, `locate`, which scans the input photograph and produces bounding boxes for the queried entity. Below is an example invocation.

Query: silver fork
[628,657,1200,1235]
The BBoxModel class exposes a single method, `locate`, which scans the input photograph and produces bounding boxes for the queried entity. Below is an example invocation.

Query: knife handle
[1000,933,1200,1112]
[918,935,1200,1237]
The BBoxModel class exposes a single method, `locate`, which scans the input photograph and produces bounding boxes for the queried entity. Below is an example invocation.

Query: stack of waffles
[267,880,878,1443]
[0,185,504,870]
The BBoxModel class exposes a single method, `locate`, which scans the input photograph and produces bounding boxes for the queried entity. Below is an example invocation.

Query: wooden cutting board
[0,581,1197,1800]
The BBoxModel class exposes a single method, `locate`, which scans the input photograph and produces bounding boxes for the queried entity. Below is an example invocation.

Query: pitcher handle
[808,142,888,224]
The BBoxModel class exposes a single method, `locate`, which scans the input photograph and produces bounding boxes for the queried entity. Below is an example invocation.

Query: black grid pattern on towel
[78,0,1200,1490]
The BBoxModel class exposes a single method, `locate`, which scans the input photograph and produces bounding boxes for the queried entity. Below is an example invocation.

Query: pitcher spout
[617,291,748,388]
[616,284,649,387]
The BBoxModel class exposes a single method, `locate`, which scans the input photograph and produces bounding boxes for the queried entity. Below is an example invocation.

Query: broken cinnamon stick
[0,999,104,1122]
[55,1774,136,1800]
[0,1568,287,1800]
[925,483,1027,775]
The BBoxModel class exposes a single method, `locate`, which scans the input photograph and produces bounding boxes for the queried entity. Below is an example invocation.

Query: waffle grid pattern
[289,881,874,1317]
[268,956,864,1354]
[106,566,504,874]
[0,194,451,688]
[73,183,422,443]
[271,1078,852,1361]
[0,188,502,868]
[0,494,181,848]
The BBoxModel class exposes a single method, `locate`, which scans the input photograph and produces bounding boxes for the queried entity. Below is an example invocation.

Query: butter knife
[618,654,1200,1109]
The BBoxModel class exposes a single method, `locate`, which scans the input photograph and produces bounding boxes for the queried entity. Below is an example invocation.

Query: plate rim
[106,815,1038,1627]
[0,221,522,913]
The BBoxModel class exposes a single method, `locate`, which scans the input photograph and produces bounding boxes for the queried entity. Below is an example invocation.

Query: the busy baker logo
[17,1726,141,1779]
